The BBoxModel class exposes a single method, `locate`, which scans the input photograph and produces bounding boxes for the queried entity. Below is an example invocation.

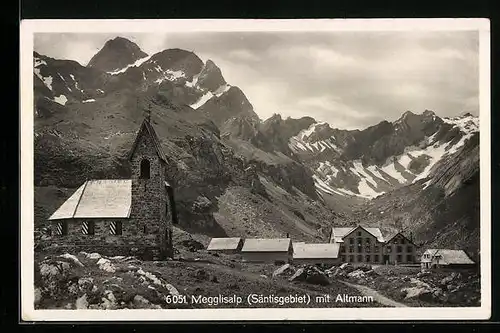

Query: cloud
[33,30,480,129]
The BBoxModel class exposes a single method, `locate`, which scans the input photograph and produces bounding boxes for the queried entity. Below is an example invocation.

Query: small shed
[206,237,243,254]
[293,243,340,265]
[241,238,293,264]
[421,249,475,269]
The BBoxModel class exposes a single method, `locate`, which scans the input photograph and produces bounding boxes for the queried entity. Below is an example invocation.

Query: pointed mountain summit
[88,37,148,72]
[197,59,227,93]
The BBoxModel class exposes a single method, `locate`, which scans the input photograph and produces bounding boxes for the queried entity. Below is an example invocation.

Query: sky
[34,31,480,130]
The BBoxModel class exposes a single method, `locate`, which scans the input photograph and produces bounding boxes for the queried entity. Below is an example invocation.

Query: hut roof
[207,238,242,251]
[424,249,475,265]
[331,226,385,243]
[293,243,340,259]
[241,238,292,253]
[49,180,132,220]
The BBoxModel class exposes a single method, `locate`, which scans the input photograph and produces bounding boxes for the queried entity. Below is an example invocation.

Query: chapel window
[140,159,151,179]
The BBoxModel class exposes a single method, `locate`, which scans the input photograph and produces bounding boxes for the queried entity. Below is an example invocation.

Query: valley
[33,36,480,295]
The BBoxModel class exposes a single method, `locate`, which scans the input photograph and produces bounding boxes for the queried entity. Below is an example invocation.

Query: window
[397,246,402,253]
[365,255,370,262]
[341,255,346,262]
[407,246,413,252]
[82,221,95,235]
[340,245,345,253]
[110,221,122,235]
[386,246,392,253]
[397,254,402,262]
[349,255,354,262]
[374,245,379,252]
[365,237,371,244]
[55,222,68,236]
[357,231,362,236]
[357,238,362,244]
[140,159,151,179]
[374,255,379,262]
[407,255,413,262]
[357,255,362,262]
[365,246,370,253]
[349,246,354,253]
[143,225,148,234]
[349,238,354,244]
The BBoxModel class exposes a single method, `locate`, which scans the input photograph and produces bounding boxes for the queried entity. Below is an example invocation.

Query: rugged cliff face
[33,36,480,255]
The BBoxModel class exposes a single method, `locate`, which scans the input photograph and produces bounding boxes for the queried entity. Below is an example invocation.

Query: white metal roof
[331,226,385,243]
[424,249,475,265]
[207,238,242,251]
[293,243,340,259]
[49,180,132,220]
[241,238,292,253]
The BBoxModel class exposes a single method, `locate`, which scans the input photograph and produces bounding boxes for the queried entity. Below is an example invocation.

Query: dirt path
[340,281,409,307]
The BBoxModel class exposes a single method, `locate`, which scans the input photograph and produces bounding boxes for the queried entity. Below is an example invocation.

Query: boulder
[59,253,84,267]
[347,270,365,279]
[34,288,42,306]
[305,271,330,286]
[289,268,307,282]
[75,294,89,309]
[417,271,430,278]
[96,258,116,273]
[401,286,433,300]
[357,264,372,272]
[339,263,355,273]
[273,263,294,278]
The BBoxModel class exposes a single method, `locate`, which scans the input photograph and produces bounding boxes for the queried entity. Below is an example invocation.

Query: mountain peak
[87,37,148,72]
[197,59,227,93]
[422,109,435,117]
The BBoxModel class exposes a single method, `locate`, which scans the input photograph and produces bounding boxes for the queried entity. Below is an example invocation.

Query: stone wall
[129,123,173,258]
[46,218,164,260]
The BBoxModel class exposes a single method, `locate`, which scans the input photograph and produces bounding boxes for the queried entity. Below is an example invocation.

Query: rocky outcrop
[35,252,181,309]
[198,86,260,128]
[197,60,227,93]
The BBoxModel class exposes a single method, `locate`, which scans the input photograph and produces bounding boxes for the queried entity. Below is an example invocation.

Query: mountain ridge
[32,36,480,257]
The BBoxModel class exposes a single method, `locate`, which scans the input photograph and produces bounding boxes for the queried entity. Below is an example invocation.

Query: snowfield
[293,114,479,200]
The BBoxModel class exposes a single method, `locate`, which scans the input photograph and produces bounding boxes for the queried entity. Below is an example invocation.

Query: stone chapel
[47,110,177,260]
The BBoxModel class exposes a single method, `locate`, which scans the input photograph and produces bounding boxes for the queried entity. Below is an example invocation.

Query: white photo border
[20,18,491,321]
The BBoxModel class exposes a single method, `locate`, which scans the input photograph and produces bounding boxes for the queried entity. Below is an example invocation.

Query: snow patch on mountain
[34,58,53,91]
[185,74,200,88]
[83,99,95,103]
[53,95,68,105]
[190,92,213,109]
[288,123,340,154]
[317,161,339,178]
[108,55,152,75]
[357,178,381,199]
[443,115,479,134]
